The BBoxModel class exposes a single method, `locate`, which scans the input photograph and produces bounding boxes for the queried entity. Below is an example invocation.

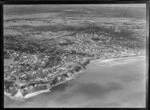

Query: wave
[91,55,146,66]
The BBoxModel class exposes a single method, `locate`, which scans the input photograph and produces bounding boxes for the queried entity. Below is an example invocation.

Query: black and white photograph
[3,3,148,108]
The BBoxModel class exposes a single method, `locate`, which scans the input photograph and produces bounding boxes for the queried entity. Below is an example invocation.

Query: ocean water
[4,56,146,108]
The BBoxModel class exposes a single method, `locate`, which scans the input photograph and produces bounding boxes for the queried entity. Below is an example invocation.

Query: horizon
[4,4,146,8]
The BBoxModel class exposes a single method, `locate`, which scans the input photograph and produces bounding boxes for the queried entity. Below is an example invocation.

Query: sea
[4,56,146,108]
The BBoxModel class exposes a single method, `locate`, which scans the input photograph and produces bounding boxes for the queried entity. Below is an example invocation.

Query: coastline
[24,70,83,99]
[24,89,50,99]
[91,55,146,63]
[4,70,83,100]
[4,89,50,100]
[4,55,145,100]
[4,54,146,107]
[4,92,24,101]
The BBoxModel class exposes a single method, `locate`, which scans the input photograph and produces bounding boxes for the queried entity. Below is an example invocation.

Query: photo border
[1,0,149,109]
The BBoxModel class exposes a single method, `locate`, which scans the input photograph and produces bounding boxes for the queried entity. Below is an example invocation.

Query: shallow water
[4,56,146,108]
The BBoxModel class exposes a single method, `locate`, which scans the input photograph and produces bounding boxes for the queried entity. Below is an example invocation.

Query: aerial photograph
[4,4,147,108]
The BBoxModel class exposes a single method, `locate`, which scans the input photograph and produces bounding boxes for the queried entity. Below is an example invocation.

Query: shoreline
[91,55,146,63]
[4,70,83,100]
[4,92,24,101]
[24,70,82,99]
[4,55,145,100]
[24,89,50,99]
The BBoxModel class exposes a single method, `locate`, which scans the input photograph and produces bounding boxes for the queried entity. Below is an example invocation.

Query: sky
[4,4,146,8]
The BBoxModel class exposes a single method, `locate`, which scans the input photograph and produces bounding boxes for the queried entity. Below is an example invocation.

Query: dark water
[4,56,146,108]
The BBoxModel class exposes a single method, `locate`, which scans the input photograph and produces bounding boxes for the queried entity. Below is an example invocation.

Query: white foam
[91,56,145,66]
[24,89,50,99]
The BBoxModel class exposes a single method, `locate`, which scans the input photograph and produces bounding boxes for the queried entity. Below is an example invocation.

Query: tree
[51,77,58,86]
[74,65,82,72]
[4,80,14,89]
